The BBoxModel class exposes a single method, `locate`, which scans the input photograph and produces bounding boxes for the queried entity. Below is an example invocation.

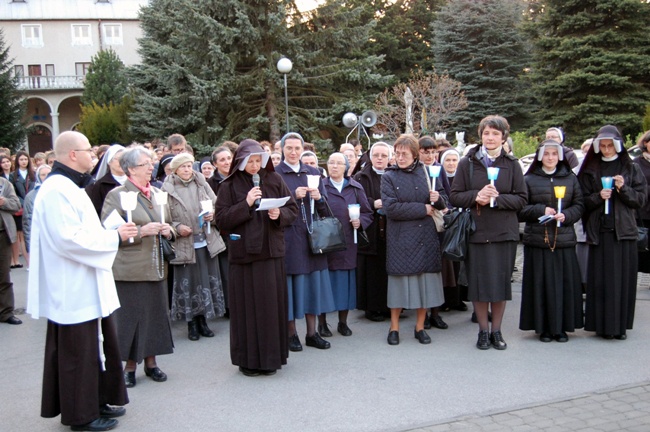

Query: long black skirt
[585,232,637,336]
[229,258,288,371]
[356,250,388,313]
[41,314,128,426]
[519,245,584,334]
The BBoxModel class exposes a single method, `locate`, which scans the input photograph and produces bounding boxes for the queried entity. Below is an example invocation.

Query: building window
[102,24,122,46]
[75,62,91,77]
[13,65,24,78]
[21,24,43,47]
[71,24,92,46]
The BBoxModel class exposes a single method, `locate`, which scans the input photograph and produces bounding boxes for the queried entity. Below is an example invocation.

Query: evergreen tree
[432,0,533,139]
[527,0,650,146]
[82,49,128,106]
[128,0,388,148]
[0,29,28,151]
[78,99,133,145]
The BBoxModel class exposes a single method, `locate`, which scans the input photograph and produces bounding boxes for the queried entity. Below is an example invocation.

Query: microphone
[252,173,260,207]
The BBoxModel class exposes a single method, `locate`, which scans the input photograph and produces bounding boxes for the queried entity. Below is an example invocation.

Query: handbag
[160,234,177,261]
[303,200,347,255]
[440,208,475,261]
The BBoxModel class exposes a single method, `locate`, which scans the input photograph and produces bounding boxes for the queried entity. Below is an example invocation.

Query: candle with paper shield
[348,204,361,244]
[428,165,441,191]
[200,199,212,234]
[153,190,168,224]
[486,167,500,208]
[307,174,320,214]
[119,191,138,243]
[601,177,613,214]
[554,186,566,227]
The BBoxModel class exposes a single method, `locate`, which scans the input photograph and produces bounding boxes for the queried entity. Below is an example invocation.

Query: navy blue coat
[323,178,373,271]
[275,161,330,274]
[381,162,448,276]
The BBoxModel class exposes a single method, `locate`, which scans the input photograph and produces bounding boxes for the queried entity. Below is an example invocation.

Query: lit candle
[119,191,138,243]
[348,204,360,244]
[487,167,500,208]
[307,175,320,214]
[601,176,613,214]
[153,191,168,224]
[554,186,566,227]
[428,165,441,204]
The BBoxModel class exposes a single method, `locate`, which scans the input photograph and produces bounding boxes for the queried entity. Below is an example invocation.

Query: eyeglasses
[73,148,94,153]
[136,162,154,168]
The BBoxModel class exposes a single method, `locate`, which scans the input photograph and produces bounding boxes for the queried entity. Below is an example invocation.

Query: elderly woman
[354,142,392,322]
[301,151,327,178]
[634,131,650,274]
[381,134,448,345]
[23,164,52,254]
[340,143,359,177]
[275,132,335,351]
[86,145,126,216]
[200,157,215,181]
[215,140,298,376]
[162,153,226,341]
[318,152,372,337]
[450,115,527,350]
[151,154,174,189]
[102,146,175,387]
[519,140,584,342]
[578,125,647,340]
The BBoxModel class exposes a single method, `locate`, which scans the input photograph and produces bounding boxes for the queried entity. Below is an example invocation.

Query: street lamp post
[276,57,292,134]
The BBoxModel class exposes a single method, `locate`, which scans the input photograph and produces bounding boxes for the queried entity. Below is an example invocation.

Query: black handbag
[160,234,176,261]
[303,200,347,255]
[440,208,475,261]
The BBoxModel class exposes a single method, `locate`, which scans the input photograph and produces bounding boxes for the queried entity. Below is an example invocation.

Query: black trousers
[0,231,15,321]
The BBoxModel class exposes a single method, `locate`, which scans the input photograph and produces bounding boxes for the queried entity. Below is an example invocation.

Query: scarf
[128,177,151,199]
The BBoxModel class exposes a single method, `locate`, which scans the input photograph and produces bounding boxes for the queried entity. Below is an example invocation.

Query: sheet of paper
[256,196,291,211]
[103,209,126,230]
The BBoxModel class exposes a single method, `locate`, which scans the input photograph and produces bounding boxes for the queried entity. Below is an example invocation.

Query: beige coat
[0,177,20,243]
[162,173,226,265]
[101,180,174,282]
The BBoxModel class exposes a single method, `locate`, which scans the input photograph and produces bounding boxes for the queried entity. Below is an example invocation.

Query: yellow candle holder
[554,186,566,199]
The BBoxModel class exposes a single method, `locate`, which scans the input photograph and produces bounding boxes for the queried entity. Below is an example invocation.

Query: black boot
[196,315,214,337]
[188,319,200,341]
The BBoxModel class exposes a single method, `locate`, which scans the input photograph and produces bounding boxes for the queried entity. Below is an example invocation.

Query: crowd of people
[0,117,646,431]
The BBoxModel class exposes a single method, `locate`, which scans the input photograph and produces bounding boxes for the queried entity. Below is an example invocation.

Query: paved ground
[3,245,650,432]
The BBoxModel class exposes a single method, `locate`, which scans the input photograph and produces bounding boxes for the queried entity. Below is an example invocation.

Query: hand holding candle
[487,167,500,208]
[200,200,212,234]
[554,186,566,227]
[601,176,613,214]
[428,165,441,204]
[348,204,361,244]
[119,191,138,243]
[307,175,320,214]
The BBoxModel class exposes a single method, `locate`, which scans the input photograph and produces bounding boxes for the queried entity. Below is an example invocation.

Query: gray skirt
[466,241,517,302]
[387,273,444,309]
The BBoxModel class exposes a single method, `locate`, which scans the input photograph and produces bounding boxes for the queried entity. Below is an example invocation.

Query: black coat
[633,155,650,221]
[450,146,527,243]
[381,162,448,276]
[85,172,120,216]
[519,164,584,249]
[353,165,386,255]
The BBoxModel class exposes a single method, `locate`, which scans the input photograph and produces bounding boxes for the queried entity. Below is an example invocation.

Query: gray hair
[120,146,152,176]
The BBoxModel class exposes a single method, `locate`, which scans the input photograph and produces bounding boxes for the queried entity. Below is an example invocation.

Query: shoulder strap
[137,195,157,223]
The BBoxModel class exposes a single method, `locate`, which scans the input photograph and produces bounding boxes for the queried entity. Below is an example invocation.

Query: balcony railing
[16,75,85,90]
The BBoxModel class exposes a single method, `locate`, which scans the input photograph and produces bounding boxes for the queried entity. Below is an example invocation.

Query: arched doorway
[28,124,53,156]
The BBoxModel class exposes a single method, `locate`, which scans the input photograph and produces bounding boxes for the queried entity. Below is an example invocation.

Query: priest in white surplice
[27,131,138,432]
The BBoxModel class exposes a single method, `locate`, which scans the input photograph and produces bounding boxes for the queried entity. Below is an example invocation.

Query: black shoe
[288,334,303,352]
[476,330,490,350]
[490,331,507,350]
[365,311,385,322]
[188,320,200,341]
[430,315,448,330]
[453,302,468,312]
[239,366,260,377]
[318,323,333,338]
[387,330,399,345]
[260,369,277,376]
[124,371,135,388]
[615,334,627,340]
[439,303,451,312]
[414,329,431,344]
[423,314,432,330]
[71,418,118,431]
[337,322,352,336]
[305,333,331,349]
[2,316,22,325]
[554,332,568,343]
[99,405,125,419]
[144,366,167,382]
[601,334,614,340]
[539,332,553,343]
[196,315,214,337]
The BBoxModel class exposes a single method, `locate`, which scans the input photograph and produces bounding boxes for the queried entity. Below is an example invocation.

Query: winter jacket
[381,162,448,276]
[633,155,650,221]
[450,146,527,243]
[519,164,584,249]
